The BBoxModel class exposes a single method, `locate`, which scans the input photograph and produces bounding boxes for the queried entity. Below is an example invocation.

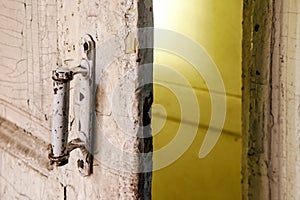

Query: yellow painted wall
[152,0,242,199]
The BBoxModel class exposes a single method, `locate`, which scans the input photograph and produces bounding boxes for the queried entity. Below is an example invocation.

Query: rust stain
[54,88,58,95]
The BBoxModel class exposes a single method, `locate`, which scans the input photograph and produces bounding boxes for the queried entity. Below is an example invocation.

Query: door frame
[242,0,300,199]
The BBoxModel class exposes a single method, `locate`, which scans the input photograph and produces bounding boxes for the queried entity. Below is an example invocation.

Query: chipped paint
[0,0,153,199]
[51,68,72,158]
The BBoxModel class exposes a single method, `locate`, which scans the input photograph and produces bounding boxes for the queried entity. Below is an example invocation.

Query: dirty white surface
[242,0,300,199]
[0,0,153,199]
[276,1,300,199]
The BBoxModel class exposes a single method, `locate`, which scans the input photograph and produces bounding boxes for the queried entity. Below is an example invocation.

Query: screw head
[77,159,84,169]
[83,42,89,51]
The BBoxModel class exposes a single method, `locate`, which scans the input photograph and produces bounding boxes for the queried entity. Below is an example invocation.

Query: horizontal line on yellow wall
[154,78,242,99]
[152,113,241,138]
[153,78,242,134]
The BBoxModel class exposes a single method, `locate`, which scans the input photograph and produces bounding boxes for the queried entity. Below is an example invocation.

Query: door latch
[48,35,95,176]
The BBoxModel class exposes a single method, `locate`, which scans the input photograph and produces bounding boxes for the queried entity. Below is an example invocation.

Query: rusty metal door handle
[48,35,95,176]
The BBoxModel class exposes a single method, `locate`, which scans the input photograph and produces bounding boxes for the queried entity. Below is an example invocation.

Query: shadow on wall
[151,0,242,199]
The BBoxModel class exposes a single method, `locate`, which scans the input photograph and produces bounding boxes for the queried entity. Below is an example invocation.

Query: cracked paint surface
[0,0,153,199]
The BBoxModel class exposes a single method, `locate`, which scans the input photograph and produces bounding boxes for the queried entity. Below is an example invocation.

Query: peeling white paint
[0,0,153,199]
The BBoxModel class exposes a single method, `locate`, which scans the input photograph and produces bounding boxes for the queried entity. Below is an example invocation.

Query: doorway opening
[151,0,243,199]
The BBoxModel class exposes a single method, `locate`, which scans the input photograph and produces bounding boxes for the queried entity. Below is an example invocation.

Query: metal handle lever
[48,35,95,176]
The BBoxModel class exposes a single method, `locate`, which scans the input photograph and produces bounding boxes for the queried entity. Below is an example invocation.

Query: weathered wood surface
[0,0,56,141]
[0,0,153,199]
[242,0,300,199]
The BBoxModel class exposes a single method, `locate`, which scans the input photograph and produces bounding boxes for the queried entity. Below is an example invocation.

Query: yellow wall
[152,0,242,199]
